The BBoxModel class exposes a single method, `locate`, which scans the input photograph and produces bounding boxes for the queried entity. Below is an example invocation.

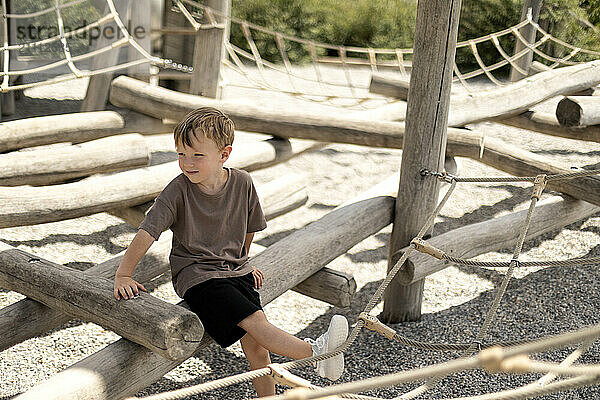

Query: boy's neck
[196,167,228,195]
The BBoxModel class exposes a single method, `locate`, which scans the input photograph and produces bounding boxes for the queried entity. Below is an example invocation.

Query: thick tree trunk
[0,134,150,186]
[381,0,462,323]
[397,196,599,285]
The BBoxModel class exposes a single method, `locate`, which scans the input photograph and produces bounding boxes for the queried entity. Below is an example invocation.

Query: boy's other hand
[114,276,147,300]
[251,266,264,289]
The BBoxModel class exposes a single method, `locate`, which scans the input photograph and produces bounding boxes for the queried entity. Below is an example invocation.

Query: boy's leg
[238,310,312,360]
[240,333,275,397]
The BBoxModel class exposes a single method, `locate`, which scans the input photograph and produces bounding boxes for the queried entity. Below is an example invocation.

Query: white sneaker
[304,315,348,381]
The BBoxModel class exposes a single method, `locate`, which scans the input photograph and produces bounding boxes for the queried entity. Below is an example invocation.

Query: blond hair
[174,107,235,149]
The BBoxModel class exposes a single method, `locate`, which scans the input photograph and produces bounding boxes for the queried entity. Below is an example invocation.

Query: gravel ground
[1,68,600,400]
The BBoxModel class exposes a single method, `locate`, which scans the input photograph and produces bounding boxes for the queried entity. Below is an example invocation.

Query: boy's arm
[114,229,155,300]
[244,232,265,289]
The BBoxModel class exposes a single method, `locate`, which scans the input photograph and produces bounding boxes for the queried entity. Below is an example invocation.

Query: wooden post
[81,0,131,112]
[189,0,230,97]
[509,0,543,82]
[380,0,462,323]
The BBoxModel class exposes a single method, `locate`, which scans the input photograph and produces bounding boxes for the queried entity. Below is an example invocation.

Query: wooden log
[448,61,600,127]
[189,0,230,97]
[15,194,395,400]
[369,72,410,101]
[81,0,131,112]
[0,110,173,153]
[363,60,600,126]
[109,77,600,208]
[0,134,150,186]
[556,96,600,127]
[500,111,600,143]
[0,231,354,352]
[398,195,599,285]
[382,0,461,323]
[0,242,203,361]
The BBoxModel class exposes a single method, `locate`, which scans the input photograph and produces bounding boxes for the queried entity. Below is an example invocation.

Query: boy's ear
[221,145,232,162]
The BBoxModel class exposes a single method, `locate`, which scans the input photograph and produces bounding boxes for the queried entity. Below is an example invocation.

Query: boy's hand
[114,275,147,300]
[251,266,264,289]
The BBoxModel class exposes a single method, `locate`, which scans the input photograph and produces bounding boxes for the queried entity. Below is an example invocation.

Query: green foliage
[230,0,600,76]
[13,0,101,59]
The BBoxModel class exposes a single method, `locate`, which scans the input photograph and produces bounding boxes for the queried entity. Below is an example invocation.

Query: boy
[113,107,348,397]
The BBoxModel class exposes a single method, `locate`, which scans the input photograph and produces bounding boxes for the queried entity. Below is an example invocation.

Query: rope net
[124,169,600,400]
[5,1,600,108]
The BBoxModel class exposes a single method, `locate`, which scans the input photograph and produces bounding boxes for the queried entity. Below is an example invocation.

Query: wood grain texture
[0,241,203,360]
[189,0,230,97]
[500,110,600,143]
[381,0,461,323]
[556,96,600,127]
[0,134,150,186]
[397,196,599,284]
[369,72,409,100]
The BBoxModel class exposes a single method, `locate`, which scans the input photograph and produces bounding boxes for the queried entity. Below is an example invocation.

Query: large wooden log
[0,242,203,360]
[0,238,354,353]
[0,109,173,153]
[109,77,600,207]
[15,195,395,400]
[0,134,150,186]
[556,96,600,127]
[382,0,460,323]
[398,196,600,285]
[500,111,600,143]
[364,61,600,127]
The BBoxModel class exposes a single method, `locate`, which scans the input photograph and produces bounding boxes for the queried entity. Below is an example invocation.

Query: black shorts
[183,273,262,348]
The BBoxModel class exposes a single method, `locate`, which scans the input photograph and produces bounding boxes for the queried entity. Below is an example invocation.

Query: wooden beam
[81,0,130,112]
[0,201,356,352]
[0,136,321,228]
[0,134,150,186]
[0,110,173,153]
[381,0,462,323]
[15,195,395,400]
[556,96,600,127]
[0,242,203,361]
[108,77,600,208]
[189,0,230,97]
[369,72,409,101]
[509,0,543,82]
[397,195,600,285]
[500,110,600,143]
[364,61,600,127]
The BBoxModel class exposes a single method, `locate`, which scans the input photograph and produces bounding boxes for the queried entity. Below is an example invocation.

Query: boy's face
[175,132,231,186]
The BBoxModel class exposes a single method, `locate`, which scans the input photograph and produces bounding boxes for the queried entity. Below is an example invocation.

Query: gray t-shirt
[139,168,267,297]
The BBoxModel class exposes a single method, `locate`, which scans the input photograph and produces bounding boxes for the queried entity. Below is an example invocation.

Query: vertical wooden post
[509,0,543,82]
[189,0,230,98]
[381,0,462,323]
[81,0,132,112]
